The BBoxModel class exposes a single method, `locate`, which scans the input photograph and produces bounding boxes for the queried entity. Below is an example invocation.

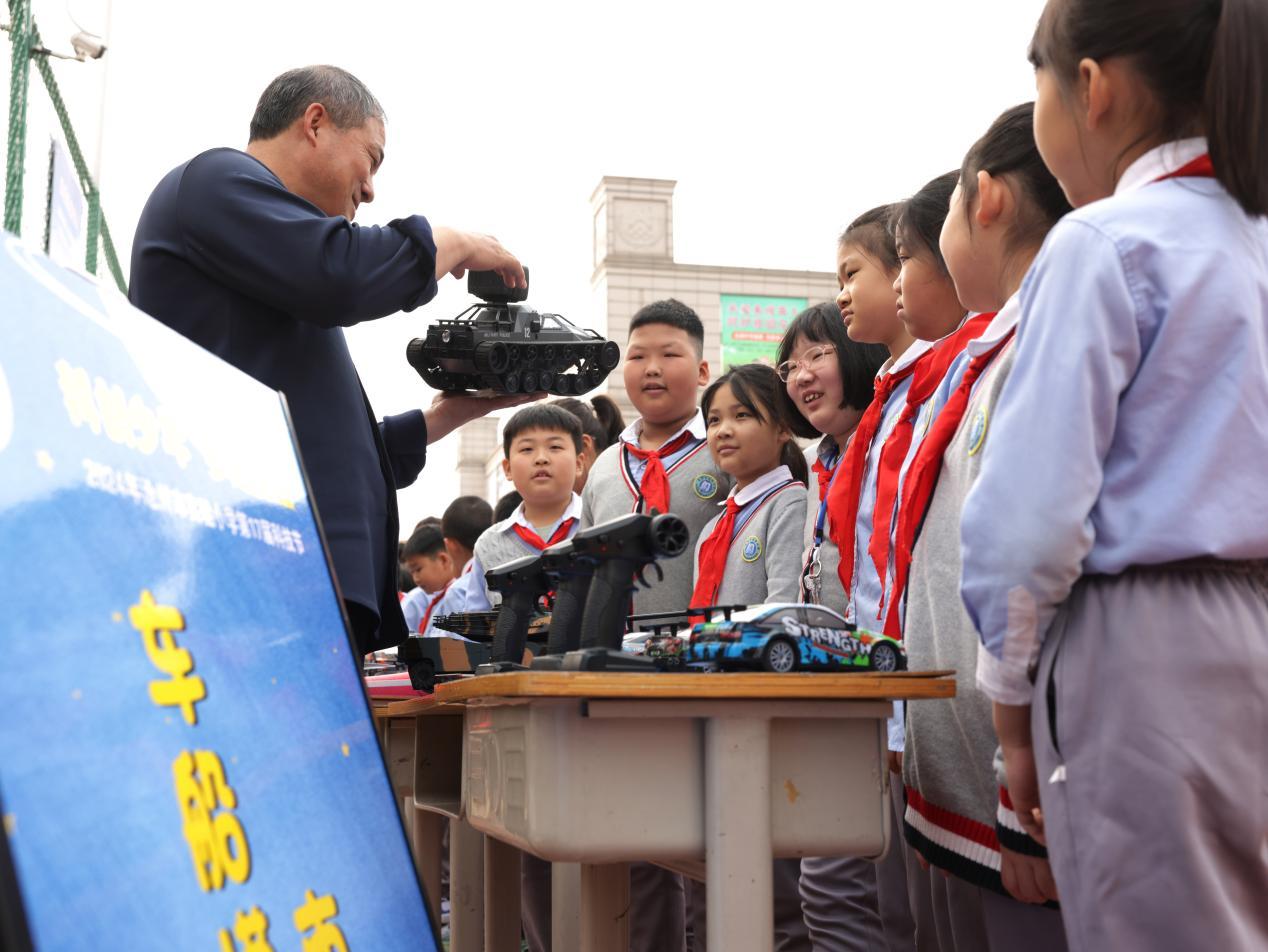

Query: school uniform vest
[581,433,731,619]
[901,341,1036,895]
[694,478,808,608]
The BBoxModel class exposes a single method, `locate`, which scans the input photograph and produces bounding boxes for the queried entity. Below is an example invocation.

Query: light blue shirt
[843,340,932,751]
[962,139,1268,704]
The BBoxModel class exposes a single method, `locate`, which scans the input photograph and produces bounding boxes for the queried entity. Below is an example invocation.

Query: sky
[5,0,1049,531]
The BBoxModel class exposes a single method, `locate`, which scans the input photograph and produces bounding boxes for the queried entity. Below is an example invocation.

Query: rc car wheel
[520,370,538,392]
[868,641,901,673]
[472,340,510,374]
[502,372,521,393]
[761,636,799,673]
[598,340,621,370]
[536,370,554,391]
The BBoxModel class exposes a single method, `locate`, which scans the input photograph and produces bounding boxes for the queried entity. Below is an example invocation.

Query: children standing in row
[959,1,1268,949]
[895,102,1071,952]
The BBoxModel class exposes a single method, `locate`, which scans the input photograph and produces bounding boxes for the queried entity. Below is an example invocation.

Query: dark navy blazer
[129,147,439,653]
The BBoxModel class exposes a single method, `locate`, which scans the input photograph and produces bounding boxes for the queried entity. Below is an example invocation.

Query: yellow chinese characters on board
[217,891,348,952]
[172,749,252,891]
[128,589,205,724]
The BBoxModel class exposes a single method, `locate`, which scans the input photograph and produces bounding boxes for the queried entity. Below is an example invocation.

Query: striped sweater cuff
[996,786,1048,858]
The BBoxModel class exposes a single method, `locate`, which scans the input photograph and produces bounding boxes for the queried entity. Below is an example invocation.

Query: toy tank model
[406,268,621,395]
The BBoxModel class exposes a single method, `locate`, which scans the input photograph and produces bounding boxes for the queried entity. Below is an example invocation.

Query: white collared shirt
[1114,137,1208,196]
[722,464,795,508]
[618,409,707,449]
[496,492,584,541]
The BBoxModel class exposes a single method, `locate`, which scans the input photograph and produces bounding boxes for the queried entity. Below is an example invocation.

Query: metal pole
[4,0,32,235]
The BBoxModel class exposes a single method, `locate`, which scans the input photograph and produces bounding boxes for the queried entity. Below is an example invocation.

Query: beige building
[458,176,838,502]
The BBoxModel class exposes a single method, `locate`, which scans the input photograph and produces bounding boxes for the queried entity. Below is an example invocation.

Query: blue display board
[0,236,439,951]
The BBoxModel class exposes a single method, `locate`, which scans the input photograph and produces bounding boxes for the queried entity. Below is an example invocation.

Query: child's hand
[993,702,1046,845]
[999,845,1059,905]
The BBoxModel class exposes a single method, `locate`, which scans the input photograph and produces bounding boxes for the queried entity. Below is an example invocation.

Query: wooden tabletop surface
[380,669,954,716]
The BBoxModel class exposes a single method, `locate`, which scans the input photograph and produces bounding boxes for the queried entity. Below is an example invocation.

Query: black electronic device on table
[527,539,596,670]
[557,512,690,672]
[406,268,620,396]
[476,553,553,674]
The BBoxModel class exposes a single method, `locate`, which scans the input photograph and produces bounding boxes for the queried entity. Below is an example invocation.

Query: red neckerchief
[866,313,994,619]
[812,456,834,503]
[689,497,740,623]
[511,517,577,552]
[884,328,1015,636]
[826,363,917,598]
[419,580,453,634]
[623,429,696,514]
[1154,153,1214,183]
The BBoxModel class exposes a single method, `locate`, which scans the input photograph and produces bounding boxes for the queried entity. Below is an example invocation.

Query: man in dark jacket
[129,64,532,654]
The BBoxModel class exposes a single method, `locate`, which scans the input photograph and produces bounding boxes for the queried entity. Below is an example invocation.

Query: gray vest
[581,436,732,621]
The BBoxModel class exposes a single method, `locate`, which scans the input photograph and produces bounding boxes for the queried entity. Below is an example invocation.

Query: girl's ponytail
[782,440,809,486]
[1206,0,1268,216]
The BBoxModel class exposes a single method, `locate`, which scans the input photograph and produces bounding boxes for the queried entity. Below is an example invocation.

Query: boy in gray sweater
[579,299,730,952]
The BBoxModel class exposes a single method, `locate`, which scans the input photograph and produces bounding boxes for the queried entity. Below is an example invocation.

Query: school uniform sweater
[580,412,732,619]
[469,494,582,609]
[899,300,1046,894]
[693,465,808,608]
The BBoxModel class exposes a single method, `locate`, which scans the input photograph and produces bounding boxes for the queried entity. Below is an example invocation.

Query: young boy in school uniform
[467,404,584,610]
[578,298,731,952]
[417,496,494,630]
[400,524,456,635]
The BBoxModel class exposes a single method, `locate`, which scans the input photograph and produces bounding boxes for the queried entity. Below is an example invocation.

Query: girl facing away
[896,102,1072,952]
[960,1,1268,949]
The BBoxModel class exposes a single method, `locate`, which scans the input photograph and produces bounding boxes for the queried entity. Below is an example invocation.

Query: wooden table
[386,670,954,952]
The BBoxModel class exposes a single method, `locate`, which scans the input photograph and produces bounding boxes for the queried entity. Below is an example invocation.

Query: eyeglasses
[776,344,836,382]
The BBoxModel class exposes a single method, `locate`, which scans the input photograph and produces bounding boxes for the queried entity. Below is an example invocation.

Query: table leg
[552,861,582,952]
[449,819,485,952]
[411,807,446,927]
[485,836,523,951]
[705,715,773,952]
[580,862,630,952]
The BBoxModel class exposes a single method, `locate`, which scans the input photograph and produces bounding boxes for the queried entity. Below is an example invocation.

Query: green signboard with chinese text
[719,294,808,369]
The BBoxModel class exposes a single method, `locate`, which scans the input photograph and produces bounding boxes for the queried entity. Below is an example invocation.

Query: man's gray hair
[248,65,385,141]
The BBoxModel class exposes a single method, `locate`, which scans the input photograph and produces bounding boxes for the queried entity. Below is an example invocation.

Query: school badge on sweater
[693,473,719,499]
[967,406,990,456]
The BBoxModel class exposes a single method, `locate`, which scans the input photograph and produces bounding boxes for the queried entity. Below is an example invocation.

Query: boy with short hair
[577,298,731,952]
[581,298,731,618]
[467,403,584,610]
[400,525,455,634]
[440,496,493,574]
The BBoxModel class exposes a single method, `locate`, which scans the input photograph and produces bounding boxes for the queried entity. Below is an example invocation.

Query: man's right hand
[432,227,526,290]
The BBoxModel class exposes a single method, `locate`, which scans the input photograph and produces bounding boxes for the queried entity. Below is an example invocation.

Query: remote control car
[686,603,906,673]
[406,268,621,396]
